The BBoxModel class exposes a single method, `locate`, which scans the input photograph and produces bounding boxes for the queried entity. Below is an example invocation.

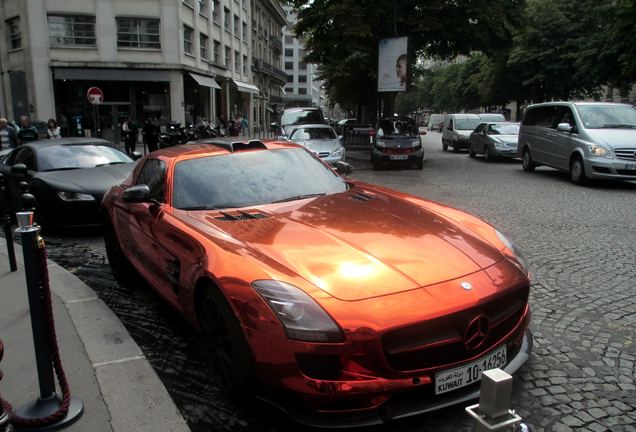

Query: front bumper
[319,152,346,165]
[372,147,423,164]
[491,146,519,158]
[585,156,636,180]
[452,139,471,150]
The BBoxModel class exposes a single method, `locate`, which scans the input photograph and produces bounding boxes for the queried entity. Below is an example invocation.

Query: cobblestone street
[42,133,636,432]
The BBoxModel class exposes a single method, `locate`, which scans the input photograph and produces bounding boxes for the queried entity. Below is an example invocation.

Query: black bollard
[0,339,15,432]
[0,174,16,272]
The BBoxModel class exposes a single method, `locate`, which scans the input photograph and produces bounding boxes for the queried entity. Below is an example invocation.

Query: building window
[200,33,208,59]
[225,46,231,66]
[183,25,193,54]
[298,48,305,58]
[212,0,220,23]
[234,50,240,71]
[48,15,96,46]
[284,48,293,57]
[298,62,307,70]
[198,0,208,15]
[213,40,220,63]
[286,75,293,83]
[243,55,248,74]
[298,75,307,83]
[285,87,293,93]
[284,61,293,70]
[224,8,230,31]
[298,88,307,95]
[116,18,160,49]
[284,35,293,44]
[5,17,21,50]
[242,21,247,41]
[233,14,239,35]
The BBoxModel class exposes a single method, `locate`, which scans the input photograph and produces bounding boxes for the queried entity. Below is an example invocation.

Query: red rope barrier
[0,240,73,427]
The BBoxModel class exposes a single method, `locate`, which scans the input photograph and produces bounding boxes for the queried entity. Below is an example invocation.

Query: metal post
[0,174,16,272]
[0,339,15,432]
[465,369,523,431]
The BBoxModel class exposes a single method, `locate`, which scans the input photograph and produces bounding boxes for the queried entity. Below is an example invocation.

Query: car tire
[442,142,448,151]
[569,155,588,185]
[198,285,256,396]
[522,147,536,172]
[417,158,424,169]
[468,146,476,158]
[103,215,136,286]
[484,146,492,162]
[452,143,460,153]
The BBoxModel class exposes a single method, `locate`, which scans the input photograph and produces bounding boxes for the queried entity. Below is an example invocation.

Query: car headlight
[57,192,95,201]
[493,139,507,149]
[376,140,387,148]
[495,229,529,275]
[252,280,344,342]
[587,144,613,159]
[331,147,345,158]
[411,140,421,147]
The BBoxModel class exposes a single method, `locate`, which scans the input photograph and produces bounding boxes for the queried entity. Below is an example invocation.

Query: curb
[0,237,191,432]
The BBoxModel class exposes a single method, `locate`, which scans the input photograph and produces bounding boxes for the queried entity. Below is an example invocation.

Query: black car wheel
[417,158,424,170]
[442,142,448,151]
[569,155,588,185]
[103,215,136,286]
[468,145,476,158]
[199,285,256,396]
[522,147,536,172]
[484,146,492,162]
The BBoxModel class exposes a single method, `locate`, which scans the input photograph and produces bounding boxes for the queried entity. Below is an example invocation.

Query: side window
[136,159,166,203]
[474,123,485,134]
[522,106,556,128]
[555,106,577,130]
[448,119,454,130]
[14,148,36,170]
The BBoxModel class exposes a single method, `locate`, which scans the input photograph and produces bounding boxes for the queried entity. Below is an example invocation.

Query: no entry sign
[87,87,104,105]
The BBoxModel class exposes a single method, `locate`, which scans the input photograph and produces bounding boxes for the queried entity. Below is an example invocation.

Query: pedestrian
[123,117,138,155]
[240,114,248,136]
[142,118,159,153]
[46,118,62,139]
[59,114,69,137]
[16,115,39,145]
[0,118,17,150]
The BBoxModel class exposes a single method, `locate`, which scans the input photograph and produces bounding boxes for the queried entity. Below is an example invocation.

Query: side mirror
[557,123,573,133]
[122,185,150,203]
[11,163,28,175]
[334,161,353,176]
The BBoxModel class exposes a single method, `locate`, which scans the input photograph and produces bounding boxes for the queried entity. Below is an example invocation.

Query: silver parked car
[469,122,520,161]
[519,102,636,185]
[287,124,345,165]
[441,114,482,152]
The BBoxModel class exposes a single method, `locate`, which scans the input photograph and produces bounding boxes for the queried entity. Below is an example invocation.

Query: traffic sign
[86,87,104,105]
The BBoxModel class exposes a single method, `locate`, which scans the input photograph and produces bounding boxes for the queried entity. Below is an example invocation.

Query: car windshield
[37,145,132,171]
[173,148,348,210]
[487,124,519,135]
[281,110,324,126]
[377,119,416,136]
[576,105,636,129]
[480,114,506,122]
[290,127,337,140]
[456,119,482,130]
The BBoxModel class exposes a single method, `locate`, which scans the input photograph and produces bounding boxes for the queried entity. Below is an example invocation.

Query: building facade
[0,0,269,142]
[281,6,323,109]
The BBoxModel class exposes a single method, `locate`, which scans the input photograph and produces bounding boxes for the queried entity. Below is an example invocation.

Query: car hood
[585,129,636,148]
[35,163,135,196]
[187,189,504,301]
[491,135,518,144]
[377,136,420,148]
[293,139,341,154]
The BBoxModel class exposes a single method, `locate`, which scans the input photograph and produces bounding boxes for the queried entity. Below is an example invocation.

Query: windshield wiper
[271,192,326,204]
[95,161,128,167]
[598,124,636,129]
[42,167,80,172]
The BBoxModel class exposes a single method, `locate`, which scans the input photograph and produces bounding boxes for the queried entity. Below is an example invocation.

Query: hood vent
[213,210,270,221]
[348,191,374,202]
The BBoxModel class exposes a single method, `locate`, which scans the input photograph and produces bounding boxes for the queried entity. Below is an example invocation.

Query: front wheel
[468,146,476,158]
[569,155,588,185]
[522,148,536,172]
[103,215,135,286]
[442,142,448,151]
[484,146,492,162]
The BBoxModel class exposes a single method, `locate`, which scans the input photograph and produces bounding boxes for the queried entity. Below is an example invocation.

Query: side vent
[348,191,374,202]
[213,210,270,221]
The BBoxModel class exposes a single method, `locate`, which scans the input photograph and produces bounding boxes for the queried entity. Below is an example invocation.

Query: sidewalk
[0,237,190,432]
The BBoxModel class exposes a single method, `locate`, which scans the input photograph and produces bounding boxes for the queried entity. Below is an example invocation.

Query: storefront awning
[189,72,221,89]
[233,80,259,95]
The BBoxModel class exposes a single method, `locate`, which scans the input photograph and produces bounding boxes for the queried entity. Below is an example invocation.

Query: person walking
[0,118,17,150]
[123,117,138,155]
[46,118,62,139]
[240,114,248,136]
[16,115,39,145]
[142,118,159,153]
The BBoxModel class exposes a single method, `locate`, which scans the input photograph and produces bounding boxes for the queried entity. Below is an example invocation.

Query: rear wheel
[468,145,476,158]
[522,148,536,172]
[569,155,588,185]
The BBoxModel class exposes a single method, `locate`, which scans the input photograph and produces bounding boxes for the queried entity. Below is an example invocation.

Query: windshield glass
[456,119,482,130]
[377,118,416,136]
[290,127,337,140]
[37,145,132,171]
[487,124,520,135]
[576,104,636,129]
[480,114,506,122]
[173,148,347,210]
[281,110,325,126]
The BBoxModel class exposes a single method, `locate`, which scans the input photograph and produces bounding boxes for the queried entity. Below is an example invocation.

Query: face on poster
[378,37,408,92]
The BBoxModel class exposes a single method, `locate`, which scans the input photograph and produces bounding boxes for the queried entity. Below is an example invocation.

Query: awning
[233,80,259,94]
[189,72,221,89]
[280,86,287,96]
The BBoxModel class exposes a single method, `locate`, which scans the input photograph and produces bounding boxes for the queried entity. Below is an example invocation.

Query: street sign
[86,87,104,105]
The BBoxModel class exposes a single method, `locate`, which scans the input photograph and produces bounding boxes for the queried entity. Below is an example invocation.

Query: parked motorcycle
[159,122,189,148]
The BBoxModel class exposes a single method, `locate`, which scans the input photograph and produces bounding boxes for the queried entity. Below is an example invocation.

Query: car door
[526,106,558,166]
[471,123,485,152]
[552,106,580,169]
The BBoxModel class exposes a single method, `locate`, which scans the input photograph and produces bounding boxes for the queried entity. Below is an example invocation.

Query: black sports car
[0,138,135,228]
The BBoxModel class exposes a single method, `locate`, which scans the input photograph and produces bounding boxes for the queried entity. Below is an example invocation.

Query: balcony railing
[270,36,282,52]
[252,58,288,83]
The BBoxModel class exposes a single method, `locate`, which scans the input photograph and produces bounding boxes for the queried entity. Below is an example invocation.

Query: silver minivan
[519,102,636,184]
[441,114,482,152]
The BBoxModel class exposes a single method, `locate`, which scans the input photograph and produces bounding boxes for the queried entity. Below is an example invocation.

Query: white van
[441,114,482,152]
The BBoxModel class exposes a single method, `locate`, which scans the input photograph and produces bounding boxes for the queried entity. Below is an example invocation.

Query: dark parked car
[371,116,425,170]
[0,138,135,228]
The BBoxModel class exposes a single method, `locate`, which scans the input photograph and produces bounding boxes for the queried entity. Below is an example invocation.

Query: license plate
[624,163,636,171]
[435,346,507,395]
[390,155,408,160]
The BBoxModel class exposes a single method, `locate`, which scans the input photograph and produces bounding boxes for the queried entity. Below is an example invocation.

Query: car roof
[448,113,481,118]
[20,137,114,151]
[290,123,334,129]
[152,139,302,162]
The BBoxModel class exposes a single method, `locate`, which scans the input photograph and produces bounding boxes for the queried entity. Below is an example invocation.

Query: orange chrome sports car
[102,139,532,427]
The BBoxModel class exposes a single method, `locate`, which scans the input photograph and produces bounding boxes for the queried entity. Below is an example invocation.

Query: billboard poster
[378,37,408,92]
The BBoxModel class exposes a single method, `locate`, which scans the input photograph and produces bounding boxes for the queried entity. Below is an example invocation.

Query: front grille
[213,211,270,221]
[613,148,636,161]
[616,169,636,176]
[382,285,529,372]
